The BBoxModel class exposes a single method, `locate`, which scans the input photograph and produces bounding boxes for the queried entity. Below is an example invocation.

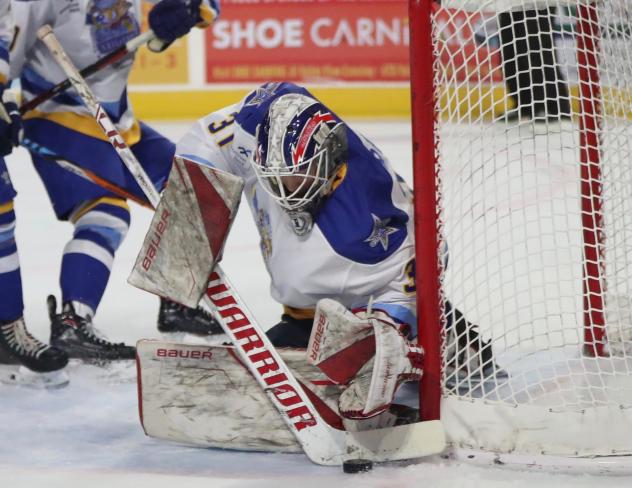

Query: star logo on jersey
[244,83,282,107]
[364,214,398,251]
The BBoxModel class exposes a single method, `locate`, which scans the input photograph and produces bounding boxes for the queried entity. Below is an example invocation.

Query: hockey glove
[149,0,218,51]
[0,90,23,157]
[307,299,423,420]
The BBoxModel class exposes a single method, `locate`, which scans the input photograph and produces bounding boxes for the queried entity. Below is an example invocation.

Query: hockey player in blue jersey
[0,0,68,385]
[7,0,222,362]
[176,82,493,422]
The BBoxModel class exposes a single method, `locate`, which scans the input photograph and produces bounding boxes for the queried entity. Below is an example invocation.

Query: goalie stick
[37,24,446,465]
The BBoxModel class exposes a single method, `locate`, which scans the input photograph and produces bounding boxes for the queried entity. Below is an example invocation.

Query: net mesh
[428,0,632,457]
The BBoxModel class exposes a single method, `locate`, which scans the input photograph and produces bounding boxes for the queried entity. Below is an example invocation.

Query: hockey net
[410,0,632,467]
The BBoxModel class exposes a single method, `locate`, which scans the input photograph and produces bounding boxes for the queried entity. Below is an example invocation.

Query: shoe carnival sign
[205,0,410,83]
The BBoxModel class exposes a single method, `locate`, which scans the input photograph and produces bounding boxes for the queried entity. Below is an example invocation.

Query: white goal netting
[418,0,632,463]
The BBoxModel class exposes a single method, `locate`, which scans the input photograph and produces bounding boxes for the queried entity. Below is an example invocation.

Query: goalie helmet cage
[410,0,632,471]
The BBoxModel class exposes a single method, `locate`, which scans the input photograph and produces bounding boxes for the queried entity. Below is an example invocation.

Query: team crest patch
[87,0,140,54]
[289,211,312,236]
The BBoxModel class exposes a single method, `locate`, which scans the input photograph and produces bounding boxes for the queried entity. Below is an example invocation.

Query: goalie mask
[252,93,348,233]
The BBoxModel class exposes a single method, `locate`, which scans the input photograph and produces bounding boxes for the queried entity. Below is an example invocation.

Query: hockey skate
[157,297,223,337]
[48,295,135,361]
[0,317,69,388]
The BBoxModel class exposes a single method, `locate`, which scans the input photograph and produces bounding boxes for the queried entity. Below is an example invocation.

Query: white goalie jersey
[177,82,418,333]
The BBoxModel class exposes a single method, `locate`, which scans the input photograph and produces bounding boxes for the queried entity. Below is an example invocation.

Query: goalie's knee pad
[308,298,423,420]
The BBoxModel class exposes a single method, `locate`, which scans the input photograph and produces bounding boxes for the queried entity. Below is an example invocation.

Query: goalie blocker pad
[128,157,244,308]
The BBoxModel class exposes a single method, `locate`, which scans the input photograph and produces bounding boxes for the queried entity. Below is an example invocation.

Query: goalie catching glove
[307,299,423,420]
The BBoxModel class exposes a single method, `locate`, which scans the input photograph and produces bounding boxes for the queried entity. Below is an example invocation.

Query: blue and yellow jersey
[10,0,216,145]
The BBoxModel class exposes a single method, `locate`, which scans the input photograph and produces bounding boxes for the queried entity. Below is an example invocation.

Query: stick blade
[300,419,446,466]
[345,420,446,462]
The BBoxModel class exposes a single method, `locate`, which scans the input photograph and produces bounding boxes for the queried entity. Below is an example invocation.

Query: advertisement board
[205,0,409,83]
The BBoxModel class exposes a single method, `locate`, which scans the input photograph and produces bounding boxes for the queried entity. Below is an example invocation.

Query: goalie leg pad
[137,341,346,452]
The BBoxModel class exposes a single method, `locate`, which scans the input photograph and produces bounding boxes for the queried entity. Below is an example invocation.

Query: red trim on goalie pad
[317,335,375,385]
[182,160,233,261]
[310,380,337,386]
[299,380,345,430]
[227,344,246,367]
[135,352,147,435]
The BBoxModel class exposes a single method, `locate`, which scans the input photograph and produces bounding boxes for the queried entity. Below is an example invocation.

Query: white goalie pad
[137,340,345,452]
[137,340,445,460]
[128,157,244,308]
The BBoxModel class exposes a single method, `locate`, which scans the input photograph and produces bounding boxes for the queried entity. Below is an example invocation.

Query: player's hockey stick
[37,24,445,465]
[20,140,153,209]
[37,26,159,204]
[20,29,156,115]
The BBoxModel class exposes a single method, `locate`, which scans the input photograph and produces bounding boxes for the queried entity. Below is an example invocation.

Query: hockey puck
[342,459,373,474]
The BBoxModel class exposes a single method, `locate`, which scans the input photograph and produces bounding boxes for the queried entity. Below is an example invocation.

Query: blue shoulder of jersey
[234,82,314,136]
[316,130,409,265]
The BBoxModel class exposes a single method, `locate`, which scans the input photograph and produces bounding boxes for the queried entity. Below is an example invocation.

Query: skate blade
[0,365,69,389]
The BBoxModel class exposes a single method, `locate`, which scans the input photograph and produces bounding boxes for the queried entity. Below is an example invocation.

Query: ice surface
[0,121,628,487]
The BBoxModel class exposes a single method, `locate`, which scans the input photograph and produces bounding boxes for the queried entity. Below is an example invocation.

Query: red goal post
[410,0,632,468]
